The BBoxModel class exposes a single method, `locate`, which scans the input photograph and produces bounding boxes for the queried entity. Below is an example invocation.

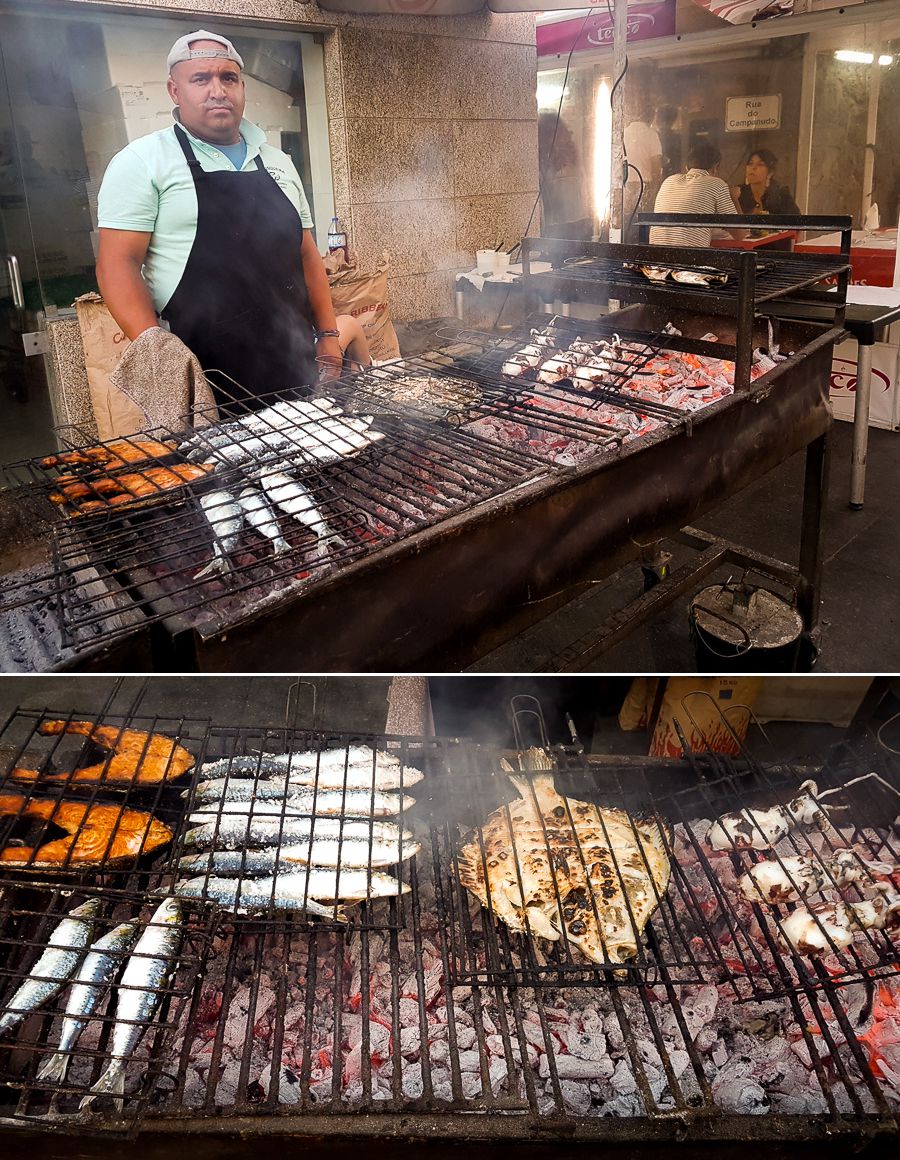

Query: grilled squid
[537,354,583,385]
[502,343,546,377]
[739,849,896,905]
[706,780,830,852]
[779,894,900,956]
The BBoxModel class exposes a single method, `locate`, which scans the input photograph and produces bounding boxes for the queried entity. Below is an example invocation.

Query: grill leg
[850,340,874,509]
[797,431,830,669]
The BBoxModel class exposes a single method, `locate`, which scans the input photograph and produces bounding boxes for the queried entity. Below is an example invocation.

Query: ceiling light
[537,81,568,111]
[834,50,874,64]
[878,54,893,66]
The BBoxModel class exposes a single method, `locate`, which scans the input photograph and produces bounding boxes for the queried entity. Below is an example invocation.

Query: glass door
[0,46,55,461]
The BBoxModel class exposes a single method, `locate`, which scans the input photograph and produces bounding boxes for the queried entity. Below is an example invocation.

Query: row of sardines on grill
[175,744,422,918]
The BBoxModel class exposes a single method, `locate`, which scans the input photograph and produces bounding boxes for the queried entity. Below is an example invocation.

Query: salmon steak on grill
[9,721,195,786]
[458,767,671,964]
[0,793,173,867]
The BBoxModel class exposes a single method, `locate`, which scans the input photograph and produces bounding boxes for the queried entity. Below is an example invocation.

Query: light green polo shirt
[97,116,314,313]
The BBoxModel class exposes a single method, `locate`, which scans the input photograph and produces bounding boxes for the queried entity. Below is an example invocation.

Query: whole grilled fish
[178,831,421,874]
[80,897,182,1111]
[189,765,423,803]
[195,490,243,578]
[188,786,413,819]
[237,487,290,556]
[458,771,670,965]
[174,874,346,919]
[183,815,414,852]
[176,868,408,910]
[0,899,101,1037]
[256,470,346,558]
[36,921,138,1084]
[197,746,424,791]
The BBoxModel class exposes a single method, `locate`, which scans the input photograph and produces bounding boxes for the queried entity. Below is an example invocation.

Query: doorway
[0,46,56,461]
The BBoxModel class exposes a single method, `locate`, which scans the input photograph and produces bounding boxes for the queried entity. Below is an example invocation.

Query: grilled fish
[188,787,412,819]
[11,720,194,786]
[174,874,346,919]
[671,267,728,287]
[37,921,138,1084]
[195,490,243,578]
[197,746,424,790]
[80,898,182,1111]
[458,771,670,965]
[41,438,176,470]
[256,469,346,558]
[183,815,414,852]
[175,869,408,910]
[177,831,421,874]
[0,899,101,1036]
[237,487,290,556]
[190,764,423,802]
[0,794,173,868]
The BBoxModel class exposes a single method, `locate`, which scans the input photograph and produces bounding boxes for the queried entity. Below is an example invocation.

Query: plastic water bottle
[327,215,348,260]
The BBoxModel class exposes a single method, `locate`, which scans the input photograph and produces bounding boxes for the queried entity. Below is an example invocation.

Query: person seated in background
[650,142,747,248]
[623,103,663,236]
[732,149,800,216]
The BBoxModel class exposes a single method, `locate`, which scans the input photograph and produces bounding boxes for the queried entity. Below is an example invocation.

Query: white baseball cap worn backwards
[167,30,244,74]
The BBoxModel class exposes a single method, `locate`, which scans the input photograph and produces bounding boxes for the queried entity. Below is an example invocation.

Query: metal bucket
[689,582,804,673]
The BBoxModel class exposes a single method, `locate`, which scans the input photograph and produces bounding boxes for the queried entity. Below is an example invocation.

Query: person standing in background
[654,106,682,179]
[623,104,662,237]
[731,149,801,216]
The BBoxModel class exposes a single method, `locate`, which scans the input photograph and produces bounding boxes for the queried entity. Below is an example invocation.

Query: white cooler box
[828,296,900,432]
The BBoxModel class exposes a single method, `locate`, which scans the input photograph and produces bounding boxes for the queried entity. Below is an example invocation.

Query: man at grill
[649,143,747,248]
[96,29,342,415]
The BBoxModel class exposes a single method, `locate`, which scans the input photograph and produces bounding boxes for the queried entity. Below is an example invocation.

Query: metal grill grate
[0,703,208,898]
[0,884,217,1138]
[426,741,900,1001]
[168,727,447,933]
[0,387,553,655]
[0,708,898,1137]
[672,718,900,1002]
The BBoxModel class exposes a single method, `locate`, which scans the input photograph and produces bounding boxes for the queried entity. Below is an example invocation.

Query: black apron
[162,124,318,414]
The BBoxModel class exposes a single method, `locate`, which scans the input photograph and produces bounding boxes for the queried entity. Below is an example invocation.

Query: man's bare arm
[300,229,341,380]
[96,228,158,339]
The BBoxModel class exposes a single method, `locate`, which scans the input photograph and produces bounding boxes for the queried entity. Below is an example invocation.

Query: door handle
[4,253,25,310]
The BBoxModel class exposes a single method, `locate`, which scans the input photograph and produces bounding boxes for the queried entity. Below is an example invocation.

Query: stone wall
[45,0,539,320]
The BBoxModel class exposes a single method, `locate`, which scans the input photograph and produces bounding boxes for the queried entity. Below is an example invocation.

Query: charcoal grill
[3,712,898,1151]
[1,314,840,672]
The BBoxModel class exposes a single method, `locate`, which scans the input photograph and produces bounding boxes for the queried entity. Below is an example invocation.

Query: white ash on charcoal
[162,814,900,1121]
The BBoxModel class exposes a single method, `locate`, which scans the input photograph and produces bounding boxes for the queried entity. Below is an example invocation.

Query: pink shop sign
[537,3,676,57]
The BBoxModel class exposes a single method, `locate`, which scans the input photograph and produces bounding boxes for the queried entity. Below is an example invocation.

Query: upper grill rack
[520,216,851,391]
[427,745,900,1000]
